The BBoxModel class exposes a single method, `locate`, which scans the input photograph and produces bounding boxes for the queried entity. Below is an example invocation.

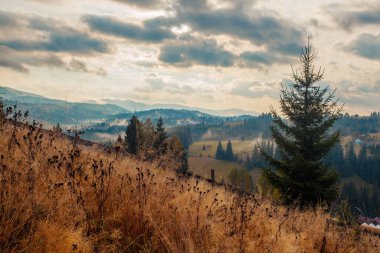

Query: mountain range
[0,86,127,126]
[0,86,256,127]
[102,99,257,117]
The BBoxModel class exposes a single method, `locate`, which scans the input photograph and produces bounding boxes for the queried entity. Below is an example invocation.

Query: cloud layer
[0,0,379,115]
[344,33,380,60]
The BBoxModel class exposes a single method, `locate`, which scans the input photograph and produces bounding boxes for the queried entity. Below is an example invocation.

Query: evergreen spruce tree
[116,134,123,144]
[347,142,357,173]
[251,145,261,168]
[245,154,252,170]
[125,115,140,155]
[358,144,367,164]
[0,98,5,129]
[140,119,155,160]
[179,151,189,174]
[53,123,62,133]
[225,140,235,161]
[215,141,224,160]
[249,174,255,193]
[340,182,358,209]
[333,144,345,175]
[261,41,342,206]
[153,117,168,157]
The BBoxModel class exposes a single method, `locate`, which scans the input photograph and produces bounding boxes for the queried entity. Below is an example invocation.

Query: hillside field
[189,139,262,158]
[1,121,379,252]
[188,156,262,186]
[188,156,245,182]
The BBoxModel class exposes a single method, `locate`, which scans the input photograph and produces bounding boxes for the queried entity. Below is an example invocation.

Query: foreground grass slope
[0,121,379,253]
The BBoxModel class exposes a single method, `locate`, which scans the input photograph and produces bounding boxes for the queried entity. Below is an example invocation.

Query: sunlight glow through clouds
[0,0,379,115]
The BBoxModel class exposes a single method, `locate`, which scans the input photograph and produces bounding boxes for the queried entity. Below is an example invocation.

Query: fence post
[211,169,215,183]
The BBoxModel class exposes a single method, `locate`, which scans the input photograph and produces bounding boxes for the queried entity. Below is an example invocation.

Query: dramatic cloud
[230,81,278,99]
[29,55,66,68]
[0,14,109,55]
[0,58,28,73]
[239,51,292,67]
[171,1,304,55]
[111,0,162,8]
[0,31,109,54]
[68,58,107,75]
[159,40,293,68]
[0,45,106,75]
[344,33,380,60]
[138,77,196,96]
[335,78,380,111]
[159,40,235,67]
[83,1,304,67]
[327,4,380,30]
[0,10,20,27]
[83,15,175,43]
[0,0,379,114]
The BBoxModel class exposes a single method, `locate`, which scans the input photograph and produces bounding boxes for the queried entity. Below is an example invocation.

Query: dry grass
[188,156,245,182]
[0,121,379,253]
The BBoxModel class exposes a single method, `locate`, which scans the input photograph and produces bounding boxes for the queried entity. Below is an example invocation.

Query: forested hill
[336,112,380,136]
[0,86,128,126]
[0,86,254,127]
[103,109,226,127]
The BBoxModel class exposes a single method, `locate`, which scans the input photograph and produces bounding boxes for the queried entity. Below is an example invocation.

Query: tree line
[215,140,236,161]
[244,139,380,215]
[118,116,188,174]
[340,181,379,217]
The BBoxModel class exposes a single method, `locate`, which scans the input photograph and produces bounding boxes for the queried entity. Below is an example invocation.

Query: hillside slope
[0,86,128,126]
[0,121,379,253]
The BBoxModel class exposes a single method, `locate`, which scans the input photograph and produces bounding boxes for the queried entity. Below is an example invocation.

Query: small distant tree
[215,141,224,160]
[261,40,342,206]
[115,134,124,150]
[125,115,140,155]
[347,143,357,173]
[168,135,189,173]
[179,151,189,174]
[0,98,5,129]
[153,117,168,157]
[141,118,156,160]
[53,123,62,133]
[168,136,183,158]
[225,140,235,161]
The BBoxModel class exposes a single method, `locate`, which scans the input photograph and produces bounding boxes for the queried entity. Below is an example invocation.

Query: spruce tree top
[262,40,343,207]
[156,117,165,133]
[125,115,140,155]
[225,140,235,161]
[153,117,168,156]
[215,141,224,160]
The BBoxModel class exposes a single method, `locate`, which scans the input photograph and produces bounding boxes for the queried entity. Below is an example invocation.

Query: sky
[0,0,379,115]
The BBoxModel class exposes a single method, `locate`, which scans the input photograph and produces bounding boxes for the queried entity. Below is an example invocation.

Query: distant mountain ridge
[0,86,256,127]
[0,86,128,126]
[102,99,258,117]
[104,108,226,128]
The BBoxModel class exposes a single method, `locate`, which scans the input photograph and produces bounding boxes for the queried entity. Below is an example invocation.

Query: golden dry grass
[0,121,379,253]
[188,156,245,182]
